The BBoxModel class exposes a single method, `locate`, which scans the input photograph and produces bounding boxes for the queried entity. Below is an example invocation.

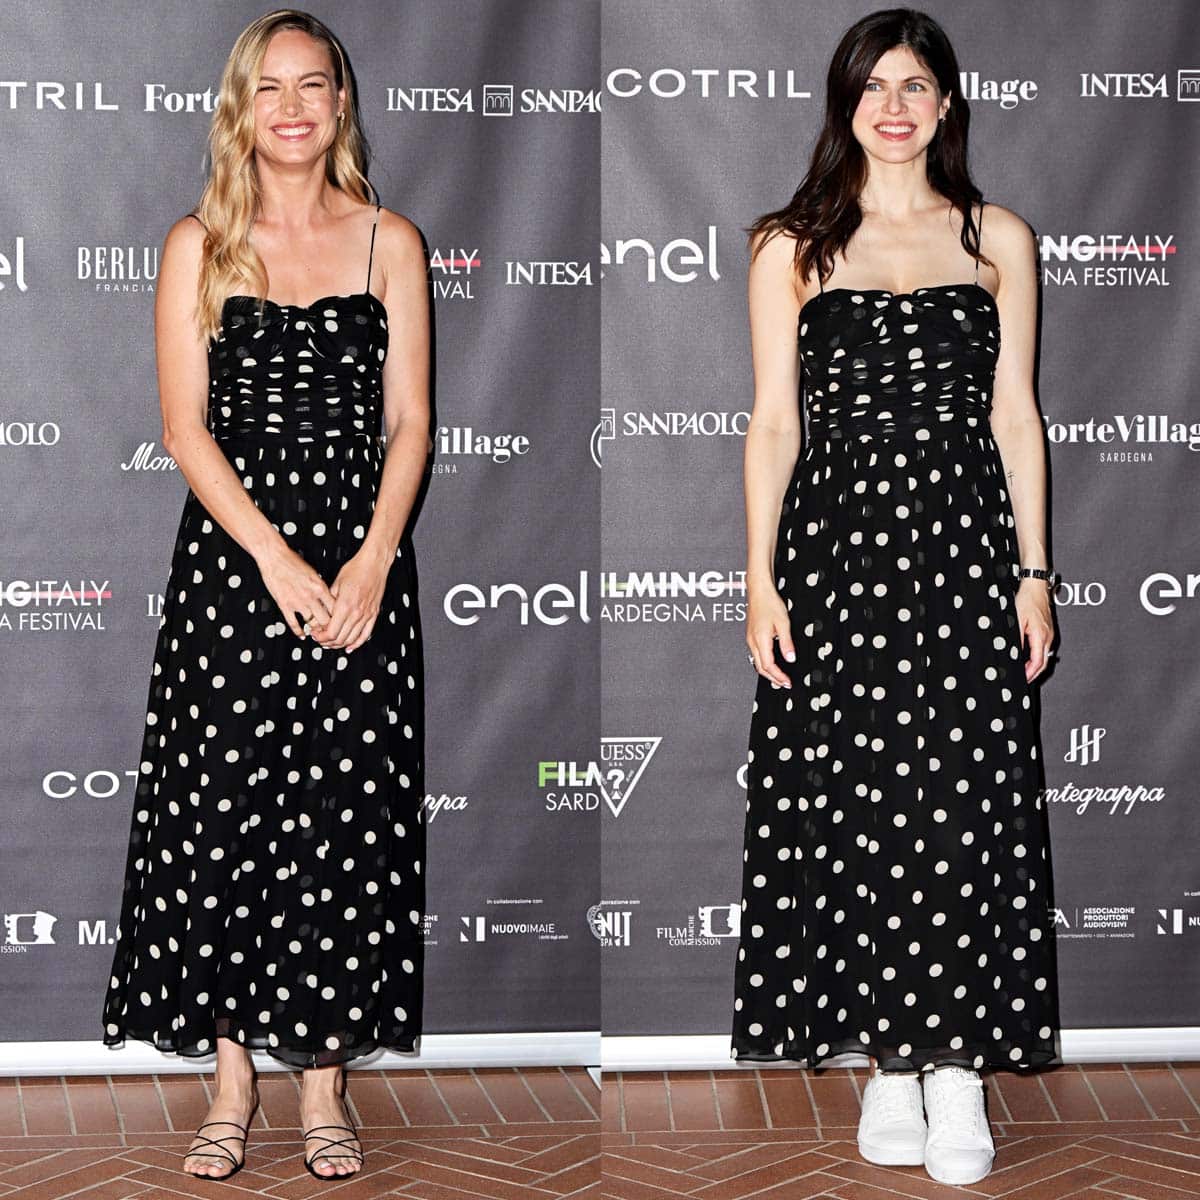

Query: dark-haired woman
[101,11,429,1181]
[731,8,1061,1187]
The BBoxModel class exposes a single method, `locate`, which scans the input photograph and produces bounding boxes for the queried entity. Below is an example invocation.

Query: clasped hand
[259,542,388,653]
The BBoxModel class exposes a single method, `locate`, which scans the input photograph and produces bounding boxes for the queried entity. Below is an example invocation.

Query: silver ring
[747,651,756,667]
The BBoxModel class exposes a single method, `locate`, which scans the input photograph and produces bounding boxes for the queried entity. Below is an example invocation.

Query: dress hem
[729,1034,1059,1074]
[103,1025,421,1071]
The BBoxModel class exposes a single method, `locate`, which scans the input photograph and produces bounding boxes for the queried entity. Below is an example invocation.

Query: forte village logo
[432,425,531,475]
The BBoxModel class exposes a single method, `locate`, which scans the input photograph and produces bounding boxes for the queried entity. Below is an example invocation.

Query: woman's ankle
[301,1065,348,1098]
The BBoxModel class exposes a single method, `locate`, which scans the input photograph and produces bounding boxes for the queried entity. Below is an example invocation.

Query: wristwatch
[1017,566,1058,590]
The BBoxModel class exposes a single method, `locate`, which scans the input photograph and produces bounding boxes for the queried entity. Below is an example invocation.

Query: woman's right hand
[746,581,795,688]
[256,543,338,640]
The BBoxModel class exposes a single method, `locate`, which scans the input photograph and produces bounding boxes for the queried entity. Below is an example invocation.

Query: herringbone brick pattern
[0,1067,600,1197]
[604,1063,1200,1198]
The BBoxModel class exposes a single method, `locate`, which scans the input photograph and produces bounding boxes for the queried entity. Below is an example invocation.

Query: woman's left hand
[1015,578,1055,683]
[309,549,389,652]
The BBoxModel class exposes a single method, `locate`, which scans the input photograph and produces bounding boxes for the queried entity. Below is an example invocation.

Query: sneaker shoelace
[873,1073,921,1122]
[926,1068,985,1138]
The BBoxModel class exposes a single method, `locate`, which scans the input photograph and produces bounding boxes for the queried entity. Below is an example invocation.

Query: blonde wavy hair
[190,9,375,342]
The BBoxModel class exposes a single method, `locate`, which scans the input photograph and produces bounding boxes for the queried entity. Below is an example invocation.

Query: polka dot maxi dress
[102,199,426,1070]
[731,210,1061,1073]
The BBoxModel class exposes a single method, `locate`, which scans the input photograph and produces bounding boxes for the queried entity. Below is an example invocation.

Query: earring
[337,111,345,124]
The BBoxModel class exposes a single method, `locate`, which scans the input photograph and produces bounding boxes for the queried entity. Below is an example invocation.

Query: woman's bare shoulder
[749,226,814,310]
[159,213,207,282]
[374,203,424,259]
[979,201,1034,247]
[166,212,208,242]
[749,223,804,261]
[979,201,1036,281]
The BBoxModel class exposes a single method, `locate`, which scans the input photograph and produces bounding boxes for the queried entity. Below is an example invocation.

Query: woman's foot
[922,1065,995,1184]
[301,1065,364,1177]
[183,1073,259,1178]
[857,1068,926,1166]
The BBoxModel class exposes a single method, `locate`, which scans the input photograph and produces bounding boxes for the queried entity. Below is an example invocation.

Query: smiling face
[851,44,949,160]
[252,27,345,163]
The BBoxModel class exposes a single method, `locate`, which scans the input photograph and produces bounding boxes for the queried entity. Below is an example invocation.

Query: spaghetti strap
[366,200,382,291]
[187,212,208,231]
[975,201,984,281]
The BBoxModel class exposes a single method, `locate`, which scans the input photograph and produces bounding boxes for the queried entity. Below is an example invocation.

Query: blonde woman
[101,10,430,1180]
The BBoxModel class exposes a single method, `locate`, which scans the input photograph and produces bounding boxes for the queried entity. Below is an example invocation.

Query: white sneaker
[922,1066,996,1184]
[856,1071,926,1166]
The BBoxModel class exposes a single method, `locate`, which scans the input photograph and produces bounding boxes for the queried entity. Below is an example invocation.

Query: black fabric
[731,265,1060,1074]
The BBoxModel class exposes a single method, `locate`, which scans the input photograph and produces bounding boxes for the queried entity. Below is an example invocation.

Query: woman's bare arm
[360,209,431,567]
[985,205,1048,572]
[744,229,804,686]
[156,216,334,637]
[981,203,1054,679]
[157,217,288,564]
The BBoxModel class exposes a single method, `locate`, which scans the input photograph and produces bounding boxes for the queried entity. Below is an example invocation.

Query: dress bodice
[206,292,388,444]
[798,282,999,441]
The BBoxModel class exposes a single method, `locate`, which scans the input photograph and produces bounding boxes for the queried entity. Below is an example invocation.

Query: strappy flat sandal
[182,1118,250,1179]
[303,1122,365,1178]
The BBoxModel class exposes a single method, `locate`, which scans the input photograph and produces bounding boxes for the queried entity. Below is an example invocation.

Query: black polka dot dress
[102,200,426,1070]
[731,244,1060,1074]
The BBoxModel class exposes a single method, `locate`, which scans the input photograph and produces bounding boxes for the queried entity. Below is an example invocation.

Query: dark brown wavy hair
[747,7,992,286]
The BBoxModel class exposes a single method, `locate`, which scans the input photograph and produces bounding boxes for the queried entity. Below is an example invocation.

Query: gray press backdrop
[3,0,1199,1069]
[1,1,600,1059]
[600,1,1200,1045]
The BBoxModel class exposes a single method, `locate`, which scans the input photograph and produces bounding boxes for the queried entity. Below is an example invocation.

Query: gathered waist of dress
[805,398,993,443]
[210,420,382,446]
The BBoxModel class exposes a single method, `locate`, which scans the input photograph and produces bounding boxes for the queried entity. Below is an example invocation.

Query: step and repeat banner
[1,1,600,1058]
[3,0,1197,1068]
[600,1,1200,1043]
